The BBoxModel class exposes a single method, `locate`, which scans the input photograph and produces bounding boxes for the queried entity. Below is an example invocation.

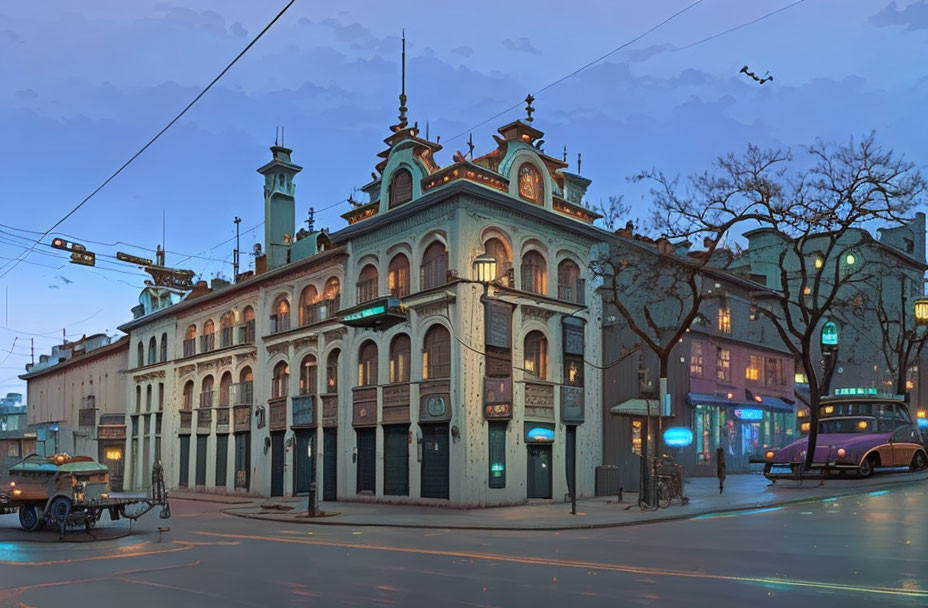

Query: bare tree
[648,133,925,472]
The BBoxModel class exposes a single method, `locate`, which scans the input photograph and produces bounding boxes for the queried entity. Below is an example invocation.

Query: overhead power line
[0,0,297,282]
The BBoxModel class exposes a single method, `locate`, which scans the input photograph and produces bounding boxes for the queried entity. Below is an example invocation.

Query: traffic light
[70,251,96,266]
[50,237,86,253]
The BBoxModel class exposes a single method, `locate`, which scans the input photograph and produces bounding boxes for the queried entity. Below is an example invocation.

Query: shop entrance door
[323,428,337,501]
[215,434,228,489]
[270,431,285,496]
[420,424,449,499]
[178,435,190,487]
[293,430,314,495]
[195,435,207,486]
[527,444,552,499]
[234,432,250,491]
[356,428,376,494]
[383,425,409,496]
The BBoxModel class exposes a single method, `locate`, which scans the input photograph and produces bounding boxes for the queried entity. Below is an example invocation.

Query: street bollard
[307,481,317,517]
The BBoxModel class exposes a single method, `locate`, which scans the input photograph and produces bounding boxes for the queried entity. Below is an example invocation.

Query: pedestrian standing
[716,447,727,494]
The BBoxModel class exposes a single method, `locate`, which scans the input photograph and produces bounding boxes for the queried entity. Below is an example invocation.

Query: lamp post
[820,320,839,397]
[473,252,498,285]
[914,298,928,326]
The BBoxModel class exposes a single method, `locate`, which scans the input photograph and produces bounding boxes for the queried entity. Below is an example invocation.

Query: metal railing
[200,333,215,353]
[231,381,253,406]
[302,296,340,325]
[557,279,586,304]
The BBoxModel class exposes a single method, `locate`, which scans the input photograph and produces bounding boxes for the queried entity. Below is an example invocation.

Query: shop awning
[687,392,794,413]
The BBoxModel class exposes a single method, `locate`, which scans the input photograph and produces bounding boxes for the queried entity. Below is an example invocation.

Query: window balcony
[179,410,192,432]
[268,398,287,431]
[182,338,196,358]
[200,333,215,353]
[291,395,315,427]
[216,407,230,432]
[231,381,253,406]
[521,265,547,295]
[420,256,449,290]
[356,279,378,304]
[199,390,215,408]
[557,279,586,305]
[238,320,255,344]
[302,295,341,325]
[196,408,212,431]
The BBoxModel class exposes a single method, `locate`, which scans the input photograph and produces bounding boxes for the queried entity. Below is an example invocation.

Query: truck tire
[19,504,42,531]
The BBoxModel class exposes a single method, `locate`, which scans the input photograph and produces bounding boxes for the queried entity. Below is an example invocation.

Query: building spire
[397,30,408,129]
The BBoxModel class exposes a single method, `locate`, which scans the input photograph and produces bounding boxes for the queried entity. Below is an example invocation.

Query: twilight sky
[1,0,926,394]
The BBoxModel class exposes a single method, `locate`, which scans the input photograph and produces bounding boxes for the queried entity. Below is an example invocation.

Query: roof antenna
[577,152,582,174]
[281,126,285,147]
[425,120,429,141]
[525,94,535,123]
[563,145,568,163]
[467,133,474,159]
[275,126,279,146]
[398,30,408,129]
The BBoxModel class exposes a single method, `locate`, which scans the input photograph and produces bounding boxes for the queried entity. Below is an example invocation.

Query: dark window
[358,341,378,386]
[557,259,584,304]
[137,342,144,367]
[389,169,413,208]
[182,381,194,410]
[420,242,449,290]
[219,372,232,406]
[148,337,157,365]
[220,312,235,348]
[271,298,290,333]
[160,332,168,362]
[423,325,451,379]
[299,286,318,326]
[389,334,411,383]
[357,264,378,304]
[200,375,214,407]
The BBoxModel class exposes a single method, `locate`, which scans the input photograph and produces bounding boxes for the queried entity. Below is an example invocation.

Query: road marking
[0,541,221,567]
[194,531,928,600]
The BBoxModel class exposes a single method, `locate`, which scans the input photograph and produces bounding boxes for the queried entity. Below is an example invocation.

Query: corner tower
[258,142,302,270]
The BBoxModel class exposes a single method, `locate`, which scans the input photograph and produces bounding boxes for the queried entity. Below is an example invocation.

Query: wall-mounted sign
[419,380,452,422]
[663,426,694,447]
[734,408,764,421]
[97,425,127,440]
[525,423,555,443]
[562,317,586,356]
[342,304,386,322]
[833,387,879,396]
[485,301,512,349]
[560,386,585,423]
[484,377,512,405]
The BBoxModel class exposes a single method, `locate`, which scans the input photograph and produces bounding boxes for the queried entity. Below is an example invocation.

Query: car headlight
[765,450,776,460]
[837,448,847,459]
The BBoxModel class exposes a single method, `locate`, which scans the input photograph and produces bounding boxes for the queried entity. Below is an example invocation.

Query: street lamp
[473,252,497,283]
[913,298,928,326]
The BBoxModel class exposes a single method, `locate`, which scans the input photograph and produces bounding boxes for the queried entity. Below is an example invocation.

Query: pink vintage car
[762,415,928,479]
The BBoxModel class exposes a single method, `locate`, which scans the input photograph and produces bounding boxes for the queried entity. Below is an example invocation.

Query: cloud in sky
[148,3,243,37]
[869,1,928,30]
[501,37,541,54]
[451,45,473,57]
[0,28,22,43]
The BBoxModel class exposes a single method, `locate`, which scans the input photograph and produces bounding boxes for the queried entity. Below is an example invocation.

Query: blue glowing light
[527,427,554,442]
[918,419,928,429]
[734,408,764,420]
[663,426,694,447]
[868,490,889,497]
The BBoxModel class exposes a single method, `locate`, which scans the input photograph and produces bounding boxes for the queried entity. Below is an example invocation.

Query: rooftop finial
[563,145,567,163]
[397,30,408,129]
[577,152,582,174]
[467,133,474,159]
[275,126,279,146]
[524,94,535,123]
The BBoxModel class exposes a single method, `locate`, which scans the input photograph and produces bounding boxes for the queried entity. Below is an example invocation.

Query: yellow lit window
[717,307,731,333]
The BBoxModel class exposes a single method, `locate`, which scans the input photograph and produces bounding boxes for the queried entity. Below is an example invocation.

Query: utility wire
[445,0,705,143]
[673,0,806,51]
[0,0,297,281]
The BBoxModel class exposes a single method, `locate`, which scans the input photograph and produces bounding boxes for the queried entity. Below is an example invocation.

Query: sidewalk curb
[219,472,928,531]
[170,494,255,505]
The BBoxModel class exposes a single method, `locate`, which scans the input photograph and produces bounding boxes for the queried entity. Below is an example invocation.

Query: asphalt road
[1,481,927,608]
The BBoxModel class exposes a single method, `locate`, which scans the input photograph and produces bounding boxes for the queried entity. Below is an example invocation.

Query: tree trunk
[657,354,670,458]
[804,388,820,473]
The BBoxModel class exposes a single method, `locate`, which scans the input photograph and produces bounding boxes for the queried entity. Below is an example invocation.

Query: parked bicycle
[641,455,690,509]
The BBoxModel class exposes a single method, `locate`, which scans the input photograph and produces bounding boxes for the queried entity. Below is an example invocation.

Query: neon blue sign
[918,419,928,430]
[342,305,386,322]
[663,427,693,447]
[526,427,554,443]
[734,408,764,421]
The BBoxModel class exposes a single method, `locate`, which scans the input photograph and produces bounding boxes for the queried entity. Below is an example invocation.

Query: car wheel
[911,451,928,472]
[18,504,42,531]
[48,496,72,523]
[858,455,876,478]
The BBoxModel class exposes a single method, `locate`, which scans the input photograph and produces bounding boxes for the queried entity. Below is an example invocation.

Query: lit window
[517,163,543,204]
[717,306,731,334]
[523,331,548,379]
[716,348,731,383]
[690,342,704,376]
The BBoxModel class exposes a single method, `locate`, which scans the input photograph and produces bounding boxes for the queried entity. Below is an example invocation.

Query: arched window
[219,371,232,406]
[272,361,289,399]
[326,350,340,393]
[300,355,318,395]
[135,385,142,412]
[324,277,340,301]
[484,237,511,282]
[146,384,152,411]
[220,312,235,348]
[524,331,548,379]
[521,250,547,295]
[271,296,290,333]
[137,342,144,367]
[299,285,318,326]
[148,337,157,365]
[421,241,449,290]
[388,254,410,298]
[237,366,253,406]
[358,341,378,386]
[517,163,543,204]
[160,332,168,362]
[422,325,451,379]
[240,306,256,344]
[389,168,413,208]
[557,259,582,304]
[201,375,214,407]
[201,319,216,352]
[389,334,411,383]
[357,264,378,304]
[182,380,194,410]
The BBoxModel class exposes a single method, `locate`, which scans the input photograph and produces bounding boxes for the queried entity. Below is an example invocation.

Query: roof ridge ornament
[397,30,408,130]
[524,94,535,123]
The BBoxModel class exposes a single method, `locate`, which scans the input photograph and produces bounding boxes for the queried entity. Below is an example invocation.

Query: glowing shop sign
[821,321,838,346]
[526,427,554,443]
[734,408,764,421]
[833,387,879,396]
[663,427,694,447]
[342,305,386,322]
[918,419,928,429]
